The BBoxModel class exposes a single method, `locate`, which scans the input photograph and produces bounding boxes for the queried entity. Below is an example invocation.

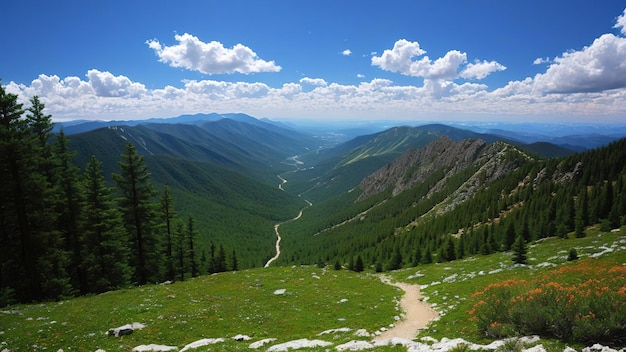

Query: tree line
[0,84,236,306]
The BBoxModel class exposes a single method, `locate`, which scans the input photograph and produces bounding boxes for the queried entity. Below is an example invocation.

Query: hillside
[2,227,623,351]
[277,135,626,270]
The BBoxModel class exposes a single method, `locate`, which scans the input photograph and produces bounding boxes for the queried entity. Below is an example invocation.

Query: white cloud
[299,77,328,86]
[614,8,626,35]
[86,70,147,97]
[341,49,352,56]
[356,73,365,79]
[533,57,551,65]
[371,39,505,89]
[532,33,626,94]
[371,39,427,76]
[8,8,626,126]
[146,33,281,74]
[460,60,506,79]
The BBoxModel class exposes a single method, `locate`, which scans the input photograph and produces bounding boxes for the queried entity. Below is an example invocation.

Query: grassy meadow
[1,227,624,351]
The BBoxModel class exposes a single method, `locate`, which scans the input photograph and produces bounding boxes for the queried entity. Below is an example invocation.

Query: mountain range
[64,113,626,270]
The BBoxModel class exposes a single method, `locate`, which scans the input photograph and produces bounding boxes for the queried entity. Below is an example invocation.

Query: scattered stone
[583,344,622,352]
[180,338,224,351]
[318,327,351,335]
[273,289,286,295]
[354,329,371,337]
[107,322,146,337]
[232,334,252,341]
[266,338,332,351]
[523,344,546,352]
[336,340,374,351]
[337,298,349,303]
[132,344,177,352]
[249,338,277,349]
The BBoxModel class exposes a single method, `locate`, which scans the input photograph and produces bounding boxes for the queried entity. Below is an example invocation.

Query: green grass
[387,227,626,349]
[0,267,398,351]
[1,228,624,351]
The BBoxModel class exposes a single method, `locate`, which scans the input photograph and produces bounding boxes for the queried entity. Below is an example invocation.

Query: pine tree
[422,247,433,264]
[113,142,159,285]
[231,250,238,271]
[413,248,422,266]
[53,130,85,294]
[186,215,199,277]
[354,255,364,272]
[81,155,130,293]
[388,247,403,270]
[502,222,515,251]
[160,186,177,281]
[216,244,227,273]
[0,89,70,302]
[174,222,186,280]
[512,235,528,265]
[208,241,217,274]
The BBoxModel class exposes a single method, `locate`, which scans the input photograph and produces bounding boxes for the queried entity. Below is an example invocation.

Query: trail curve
[264,174,311,268]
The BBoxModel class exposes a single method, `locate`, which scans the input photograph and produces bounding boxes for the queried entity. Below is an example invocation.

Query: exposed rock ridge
[357,136,487,201]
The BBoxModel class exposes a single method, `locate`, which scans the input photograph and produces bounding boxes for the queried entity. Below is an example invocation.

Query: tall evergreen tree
[387,247,403,270]
[82,155,130,293]
[186,215,200,277]
[512,235,528,265]
[173,222,186,280]
[231,250,239,271]
[160,186,177,281]
[113,142,159,285]
[354,255,364,272]
[0,88,70,302]
[53,130,85,294]
[574,188,589,238]
[502,221,515,251]
[215,244,227,273]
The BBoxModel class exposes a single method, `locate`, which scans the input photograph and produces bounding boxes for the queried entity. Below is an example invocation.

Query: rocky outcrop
[357,136,487,201]
[357,137,527,215]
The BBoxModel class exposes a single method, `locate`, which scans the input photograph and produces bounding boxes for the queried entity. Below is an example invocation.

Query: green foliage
[0,266,398,351]
[81,155,131,293]
[469,259,626,345]
[511,235,527,265]
[567,248,578,261]
[113,142,159,285]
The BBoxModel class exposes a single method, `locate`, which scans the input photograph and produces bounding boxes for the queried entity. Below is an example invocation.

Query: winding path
[264,174,311,268]
[374,279,439,340]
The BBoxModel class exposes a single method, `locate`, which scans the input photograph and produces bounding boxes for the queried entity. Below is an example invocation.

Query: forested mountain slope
[283,124,573,203]
[278,136,626,270]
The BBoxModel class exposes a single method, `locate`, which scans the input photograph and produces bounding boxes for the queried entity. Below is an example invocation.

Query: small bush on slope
[469,259,625,344]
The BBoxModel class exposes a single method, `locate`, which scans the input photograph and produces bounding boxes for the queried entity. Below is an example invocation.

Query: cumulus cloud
[146,33,281,74]
[7,8,626,124]
[299,77,328,86]
[341,49,352,56]
[533,57,551,65]
[532,33,626,94]
[460,60,507,79]
[615,8,626,35]
[6,69,626,123]
[371,39,505,96]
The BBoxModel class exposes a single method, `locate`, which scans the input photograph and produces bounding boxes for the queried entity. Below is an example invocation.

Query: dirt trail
[264,174,311,268]
[374,281,439,340]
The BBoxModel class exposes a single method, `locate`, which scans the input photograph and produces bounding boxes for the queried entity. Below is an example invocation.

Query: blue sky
[3,1,626,123]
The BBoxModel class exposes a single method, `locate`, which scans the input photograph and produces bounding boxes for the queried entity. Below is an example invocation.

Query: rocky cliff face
[357,136,527,210]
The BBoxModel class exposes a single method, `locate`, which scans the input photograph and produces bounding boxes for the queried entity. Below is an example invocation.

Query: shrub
[469,259,626,345]
[567,248,578,261]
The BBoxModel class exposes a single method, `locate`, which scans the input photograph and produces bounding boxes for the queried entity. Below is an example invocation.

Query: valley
[2,106,626,351]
